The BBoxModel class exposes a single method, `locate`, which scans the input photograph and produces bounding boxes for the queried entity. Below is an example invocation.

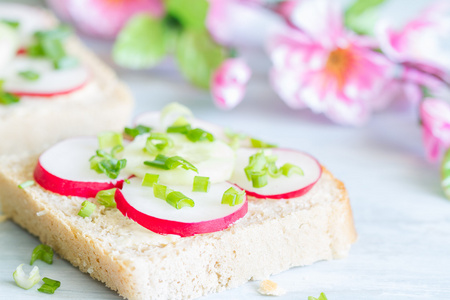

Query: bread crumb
[0,215,8,223]
[87,267,94,274]
[258,279,286,296]
[36,210,47,216]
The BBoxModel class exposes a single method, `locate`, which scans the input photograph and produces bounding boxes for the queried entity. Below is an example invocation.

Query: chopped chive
[167,123,191,134]
[144,133,173,154]
[18,70,40,81]
[142,173,159,187]
[18,180,35,189]
[30,244,53,265]
[166,191,195,209]
[13,264,41,290]
[250,138,276,148]
[0,80,20,105]
[124,124,151,138]
[111,145,124,157]
[78,201,95,218]
[53,56,78,69]
[280,163,304,177]
[192,176,210,192]
[251,172,268,188]
[124,178,131,184]
[153,183,168,200]
[1,19,20,29]
[144,154,170,170]
[144,155,197,172]
[38,277,61,294]
[172,116,190,126]
[41,38,66,61]
[34,25,72,40]
[221,187,246,206]
[186,128,214,142]
[95,188,117,208]
[166,156,198,172]
[98,131,123,149]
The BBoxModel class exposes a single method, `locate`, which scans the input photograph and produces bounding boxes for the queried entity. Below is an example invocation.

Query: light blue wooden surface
[1,0,449,299]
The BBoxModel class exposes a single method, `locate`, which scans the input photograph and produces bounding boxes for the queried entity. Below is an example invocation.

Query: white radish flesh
[0,23,19,69]
[34,137,124,198]
[1,56,89,97]
[0,3,54,46]
[230,148,322,199]
[116,178,247,236]
[122,133,235,185]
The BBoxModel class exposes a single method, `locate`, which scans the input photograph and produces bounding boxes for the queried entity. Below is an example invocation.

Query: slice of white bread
[0,154,356,300]
[0,6,133,155]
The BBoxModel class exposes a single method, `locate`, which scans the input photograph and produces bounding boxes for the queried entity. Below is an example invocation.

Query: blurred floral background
[42,0,450,196]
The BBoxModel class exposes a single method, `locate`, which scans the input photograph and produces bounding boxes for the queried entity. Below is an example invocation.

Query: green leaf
[344,0,386,35]
[175,29,226,89]
[113,14,167,69]
[166,0,209,30]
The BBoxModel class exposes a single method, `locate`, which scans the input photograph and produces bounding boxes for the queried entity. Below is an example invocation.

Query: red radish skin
[231,148,322,200]
[9,79,89,98]
[115,186,248,237]
[34,161,124,198]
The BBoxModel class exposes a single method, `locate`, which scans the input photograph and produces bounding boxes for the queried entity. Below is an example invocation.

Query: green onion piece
[145,133,173,154]
[1,19,20,29]
[124,179,131,184]
[124,124,151,138]
[267,162,282,178]
[53,56,78,69]
[98,131,123,149]
[192,176,210,192]
[167,123,191,134]
[0,80,20,105]
[34,25,72,40]
[30,244,53,265]
[144,155,198,172]
[18,180,35,189]
[111,145,124,157]
[308,292,328,300]
[225,128,247,149]
[251,172,268,188]
[172,116,189,126]
[250,138,276,148]
[18,70,40,81]
[186,128,214,142]
[41,38,66,61]
[280,163,304,177]
[142,173,159,187]
[166,191,195,209]
[221,187,246,206]
[26,43,44,57]
[244,151,268,180]
[441,148,450,199]
[166,156,198,172]
[13,264,41,290]
[78,201,95,218]
[153,183,168,200]
[144,154,170,170]
[95,188,117,208]
[38,277,61,294]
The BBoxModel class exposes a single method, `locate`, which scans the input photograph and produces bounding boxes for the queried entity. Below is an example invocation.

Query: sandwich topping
[33,103,322,237]
[0,4,90,104]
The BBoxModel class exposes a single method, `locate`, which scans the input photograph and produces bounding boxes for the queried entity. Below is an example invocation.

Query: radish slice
[0,4,54,46]
[230,148,322,199]
[0,56,89,97]
[0,23,19,69]
[122,133,235,185]
[34,137,124,198]
[116,178,248,237]
[133,111,228,141]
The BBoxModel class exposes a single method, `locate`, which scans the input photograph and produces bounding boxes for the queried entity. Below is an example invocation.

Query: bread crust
[0,8,133,155]
[0,156,356,300]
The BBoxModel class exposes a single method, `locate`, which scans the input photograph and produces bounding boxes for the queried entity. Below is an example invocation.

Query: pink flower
[206,0,281,47]
[420,98,450,162]
[269,0,392,125]
[46,0,164,39]
[211,58,251,110]
[376,1,450,82]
